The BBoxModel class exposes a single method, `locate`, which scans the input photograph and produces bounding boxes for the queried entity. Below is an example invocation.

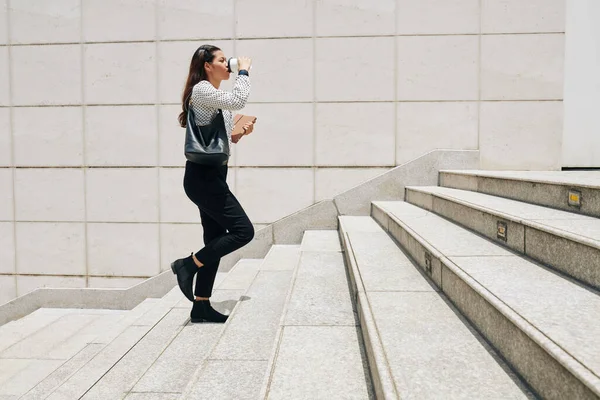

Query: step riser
[339,229,399,400]
[440,172,600,219]
[355,292,395,400]
[372,205,599,400]
[406,189,600,290]
[440,266,595,400]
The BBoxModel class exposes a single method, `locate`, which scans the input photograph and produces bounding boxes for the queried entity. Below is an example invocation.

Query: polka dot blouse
[190,75,251,148]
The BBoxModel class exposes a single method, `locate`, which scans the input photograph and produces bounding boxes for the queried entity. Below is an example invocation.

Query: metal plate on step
[568,189,582,208]
[497,221,508,242]
[424,252,432,275]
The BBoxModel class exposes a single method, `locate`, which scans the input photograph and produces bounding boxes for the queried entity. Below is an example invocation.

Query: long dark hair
[178,44,221,127]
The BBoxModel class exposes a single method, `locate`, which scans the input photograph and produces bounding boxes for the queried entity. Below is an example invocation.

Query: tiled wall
[0,0,565,301]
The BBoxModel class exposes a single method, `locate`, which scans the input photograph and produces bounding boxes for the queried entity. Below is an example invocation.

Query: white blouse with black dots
[190,75,251,149]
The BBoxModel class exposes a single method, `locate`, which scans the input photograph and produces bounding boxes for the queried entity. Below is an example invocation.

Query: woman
[172,44,255,323]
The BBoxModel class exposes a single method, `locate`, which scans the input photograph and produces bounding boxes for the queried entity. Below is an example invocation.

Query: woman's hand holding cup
[238,56,252,71]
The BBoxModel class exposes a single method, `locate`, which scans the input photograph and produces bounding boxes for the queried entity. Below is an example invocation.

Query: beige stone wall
[0,0,565,301]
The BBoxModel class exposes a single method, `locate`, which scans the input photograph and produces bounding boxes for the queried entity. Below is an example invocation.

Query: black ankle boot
[171,253,197,302]
[190,300,229,323]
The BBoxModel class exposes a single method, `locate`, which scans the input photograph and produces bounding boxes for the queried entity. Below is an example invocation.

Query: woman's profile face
[206,50,230,81]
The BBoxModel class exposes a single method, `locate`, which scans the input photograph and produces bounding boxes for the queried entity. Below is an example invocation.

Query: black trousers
[183,161,254,298]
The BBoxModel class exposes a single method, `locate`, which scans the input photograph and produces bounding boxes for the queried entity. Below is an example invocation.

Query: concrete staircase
[1,170,599,399]
[342,170,599,399]
[0,239,371,399]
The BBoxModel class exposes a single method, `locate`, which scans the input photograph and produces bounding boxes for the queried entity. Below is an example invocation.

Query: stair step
[79,308,190,399]
[128,262,257,396]
[284,246,355,327]
[20,344,106,400]
[260,245,301,271]
[12,303,153,398]
[1,313,102,360]
[6,262,250,399]
[339,216,533,399]
[0,357,63,398]
[0,308,81,354]
[406,185,600,289]
[41,292,182,399]
[208,274,293,362]
[440,170,600,218]
[45,313,127,361]
[0,308,120,353]
[267,326,372,399]
[263,230,372,399]
[124,394,179,400]
[182,250,297,399]
[46,324,151,399]
[92,298,161,344]
[20,262,250,399]
[217,259,262,290]
[128,312,223,395]
[188,360,268,400]
[300,230,342,252]
[373,200,600,399]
